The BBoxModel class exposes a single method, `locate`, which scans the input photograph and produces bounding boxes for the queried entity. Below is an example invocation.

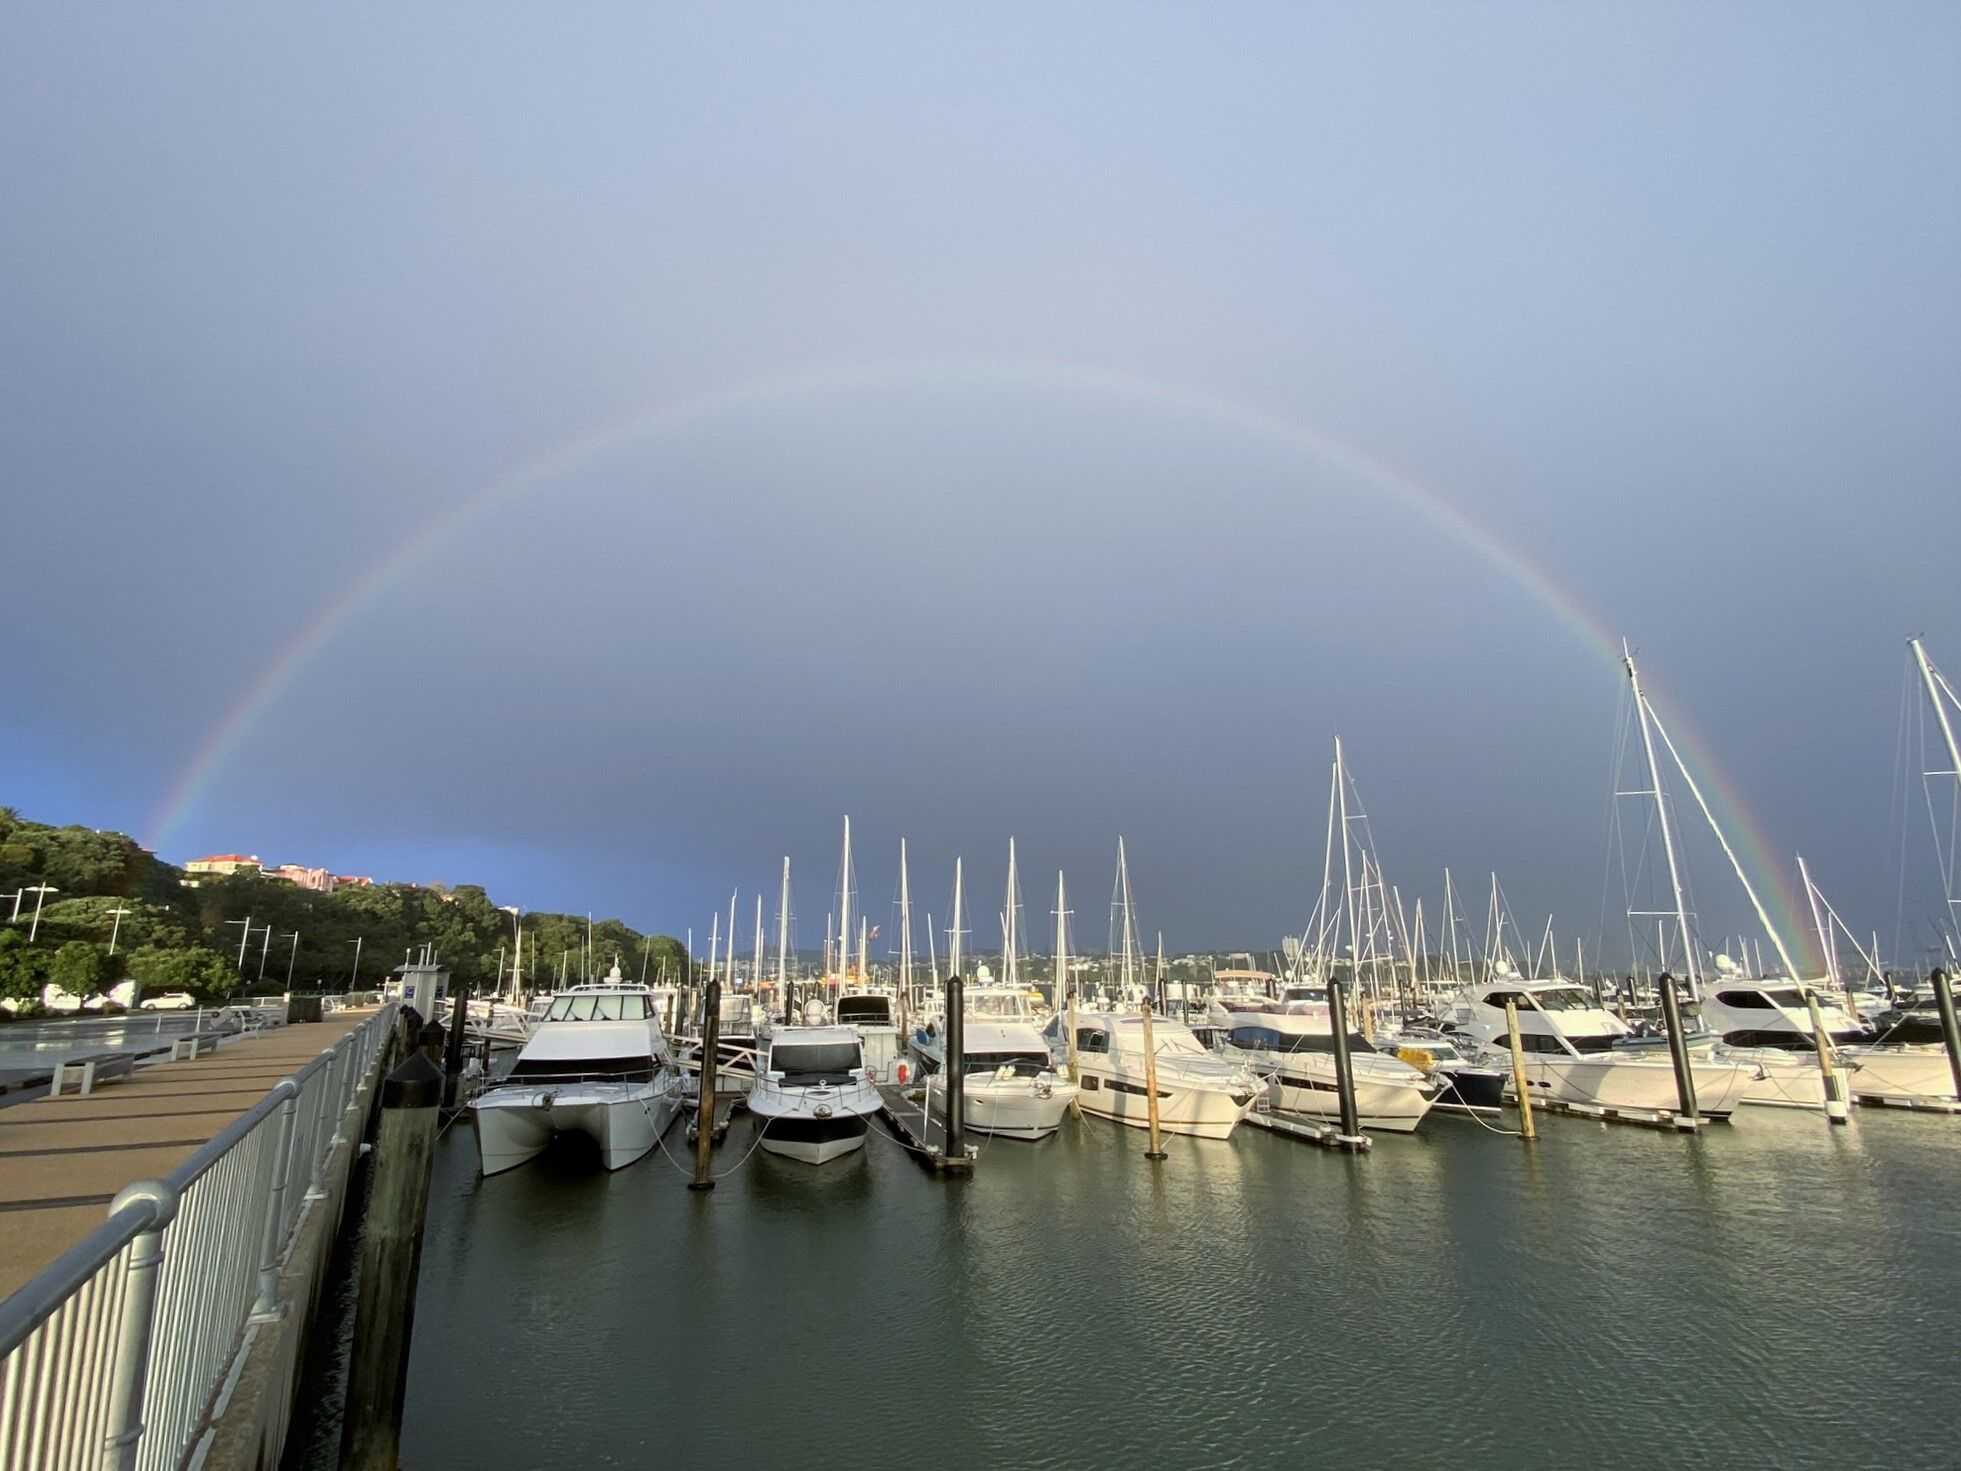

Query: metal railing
[0,1004,398,1471]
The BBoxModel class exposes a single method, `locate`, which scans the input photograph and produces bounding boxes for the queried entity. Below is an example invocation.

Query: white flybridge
[1215,739,1441,1132]
[918,840,1079,1139]
[1054,839,1261,1138]
[471,972,688,1175]
[1609,643,1827,1116]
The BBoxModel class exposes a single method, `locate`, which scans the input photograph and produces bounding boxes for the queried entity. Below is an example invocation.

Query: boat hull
[1846,1045,1961,1109]
[1074,1075,1255,1139]
[472,1084,681,1175]
[1521,1054,1755,1120]
[757,1113,870,1164]
[930,1076,1079,1140]
[1247,1052,1437,1133]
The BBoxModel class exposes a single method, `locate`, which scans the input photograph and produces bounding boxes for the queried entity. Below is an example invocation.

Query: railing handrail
[0,1203,158,1354]
[0,1004,398,1471]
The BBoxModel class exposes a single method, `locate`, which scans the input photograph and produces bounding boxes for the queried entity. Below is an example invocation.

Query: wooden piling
[1658,973,1699,1130]
[442,976,469,1111]
[1139,991,1166,1160]
[691,978,721,1190]
[1929,967,1961,1104]
[341,1051,442,1471]
[944,974,967,1163]
[1504,999,1536,1140]
[1803,989,1849,1123]
[1326,978,1363,1144]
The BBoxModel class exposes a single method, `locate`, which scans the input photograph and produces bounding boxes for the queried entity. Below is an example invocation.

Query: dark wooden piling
[341,1051,442,1471]
[1327,978,1363,1145]
[944,974,966,1164]
[1658,973,1699,1130]
[442,976,470,1111]
[1933,968,1961,1102]
[691,978,721,1191]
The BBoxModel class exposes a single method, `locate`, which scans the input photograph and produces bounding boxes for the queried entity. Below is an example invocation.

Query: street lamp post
[2,890,21,922]
[225,917,254,972]
[256,923,272,983]
[24,884,58,943]
[284,930,300,990]
[349,936,364,992]
[106,905,131,957]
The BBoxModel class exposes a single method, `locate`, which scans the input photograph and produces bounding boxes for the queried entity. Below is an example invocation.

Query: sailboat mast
[1334,738,1361,994]
[838,816,853,981]
[1643,693,1809,987]
[725,892,737,988]
[1054,871,1070,1010]
[949,858,965,980]
[1798,854,1840,993]
[775,857,791,993]
[898,838,913,1002]
[1912,638,1961,785]
[1624,644,1702,997]
[1004,838,1020,988]
[1117,838,1136,992]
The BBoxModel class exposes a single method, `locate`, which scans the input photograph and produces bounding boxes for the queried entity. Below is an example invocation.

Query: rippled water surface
[303,1105,1960,1470]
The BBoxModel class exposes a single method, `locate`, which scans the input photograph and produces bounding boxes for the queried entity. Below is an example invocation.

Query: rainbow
[146,356,1816,965]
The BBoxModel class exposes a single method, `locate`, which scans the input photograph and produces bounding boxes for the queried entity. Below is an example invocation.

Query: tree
[48,941,112,1002]
[126,945,236,1004]
[0,929,46,1004]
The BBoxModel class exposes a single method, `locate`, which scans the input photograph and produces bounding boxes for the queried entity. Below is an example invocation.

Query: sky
[2,2,1958,966]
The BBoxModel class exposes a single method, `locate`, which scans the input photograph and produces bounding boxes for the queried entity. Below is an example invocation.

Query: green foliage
[0,929,46,1002]
[126,945,237,1004]
[0,803,687,997]
[48,940,114,1001]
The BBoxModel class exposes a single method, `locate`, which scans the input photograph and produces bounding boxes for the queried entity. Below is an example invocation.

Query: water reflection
[290,1103,1961,1471]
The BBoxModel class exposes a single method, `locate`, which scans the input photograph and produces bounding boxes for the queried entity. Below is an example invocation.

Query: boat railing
[0,1002,398,1471]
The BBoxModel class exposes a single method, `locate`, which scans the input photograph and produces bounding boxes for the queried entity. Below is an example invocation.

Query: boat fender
[896,1060,909,1084]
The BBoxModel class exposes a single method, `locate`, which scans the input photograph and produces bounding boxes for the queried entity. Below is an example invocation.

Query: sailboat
[1217,740,1443,1132]
[1049,840,1261,1138]
[921,840,1079,1139]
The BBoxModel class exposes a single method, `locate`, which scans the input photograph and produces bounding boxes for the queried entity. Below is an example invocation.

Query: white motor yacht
[1697,978,1861,1110]
[1215,988,1439,1132]
[748,1025,883,1164]
[836,990,908,1084]
[1047,1010,1261,1139]
[471,983,687,1175]
[1447,978,1757,1121]
[919,985,1079,1139]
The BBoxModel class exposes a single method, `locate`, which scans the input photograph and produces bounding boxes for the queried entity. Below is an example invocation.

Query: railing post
[250,1078,303,1320]
[99,1180,178,1471]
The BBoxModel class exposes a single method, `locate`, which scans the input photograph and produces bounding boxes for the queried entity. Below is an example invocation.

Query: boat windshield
[966,1051,1050,1077]
[1761,988,1806,1007]
[772,1042,863,1083]
[836,996,895,1025]
[1529,987,1599,1013]
[545,993,652,1022]
[966,992,1029,1018]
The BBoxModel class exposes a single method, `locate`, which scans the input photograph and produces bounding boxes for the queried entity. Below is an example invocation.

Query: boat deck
[876,1083,975,1173]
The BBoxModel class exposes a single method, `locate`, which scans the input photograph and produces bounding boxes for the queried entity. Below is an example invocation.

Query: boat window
[771,1042,863,1083]
[1531,988,1599,1013]
[545,993,652,1022]
[1761,988,1805,1007]
[1483,991,1526,1010]
[966,1051,1049,1076]
[967,992,1028,1018]
[1075,1028,1109,1054]
[509,1055,655,1082]
[1716,990,1771,1009]
[836,997,894,1025]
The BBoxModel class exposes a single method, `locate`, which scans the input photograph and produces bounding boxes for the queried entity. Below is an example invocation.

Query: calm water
[293,1106,1960,1470]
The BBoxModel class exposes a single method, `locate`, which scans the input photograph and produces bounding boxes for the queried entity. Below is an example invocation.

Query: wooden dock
[1242,1104,1371,1152]
[876,1083,975,1173]
[0,1008,385,1299]
[1538,1098,1705,1131]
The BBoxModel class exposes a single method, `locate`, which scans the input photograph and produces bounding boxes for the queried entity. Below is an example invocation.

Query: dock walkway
[877,1083,976,1173]
[0,1008,381,1299]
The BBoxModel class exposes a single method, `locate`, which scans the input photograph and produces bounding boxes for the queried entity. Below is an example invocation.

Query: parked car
[138,991,198,1011]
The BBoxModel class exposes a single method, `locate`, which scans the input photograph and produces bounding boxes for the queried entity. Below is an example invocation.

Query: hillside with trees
[0,806,688,1013]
